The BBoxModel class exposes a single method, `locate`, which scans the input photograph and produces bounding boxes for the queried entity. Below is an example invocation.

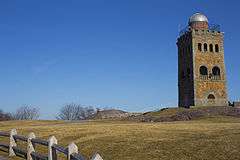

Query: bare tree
[0,109,12,121]
[12,105,40,120]
[57,103,96,120]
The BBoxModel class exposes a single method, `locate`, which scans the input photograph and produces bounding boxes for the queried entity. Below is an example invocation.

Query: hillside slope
[92,109,141,119]
[126,106,240,122]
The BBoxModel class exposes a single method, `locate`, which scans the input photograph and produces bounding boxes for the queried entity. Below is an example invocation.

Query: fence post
[27,132,36,160]
[48,136,58,160]
[9,129,17,157]
[67,142,78,160]
[91,153,103,160]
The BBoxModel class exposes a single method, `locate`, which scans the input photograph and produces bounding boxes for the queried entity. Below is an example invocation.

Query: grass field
[1,116,240,160]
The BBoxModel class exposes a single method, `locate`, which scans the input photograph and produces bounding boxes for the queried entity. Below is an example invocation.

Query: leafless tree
[12,106,40,120]
[57,103,96,120]
[0,109,12,121]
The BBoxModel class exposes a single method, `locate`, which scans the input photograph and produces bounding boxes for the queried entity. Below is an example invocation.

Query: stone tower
[177,13,228,107]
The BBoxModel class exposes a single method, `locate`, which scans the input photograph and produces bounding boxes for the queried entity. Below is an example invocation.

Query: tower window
[187,68,191,79]
[215,44,219,52]
[208,94,215,99]
[212,66,220,76]
[198,43,202,51]
[179,51,182,58]
[204,43,208,52]
[209,44,213,52]
[199,66,208,75]
[187,68,190,74]
[181,71,185,79]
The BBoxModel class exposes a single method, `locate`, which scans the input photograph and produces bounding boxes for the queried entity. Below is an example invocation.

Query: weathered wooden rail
[0,129,103,160]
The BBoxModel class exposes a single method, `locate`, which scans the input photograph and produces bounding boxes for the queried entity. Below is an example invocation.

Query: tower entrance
[207,94,216,105]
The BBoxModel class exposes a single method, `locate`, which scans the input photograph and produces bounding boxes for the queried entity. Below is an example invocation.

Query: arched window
[181,71,185,79]
[198,43,202,51]
[200,66,208,75]
[188,45,191,53]
[215,44,219,52]
[179,51,182,58]
[212,66,220,76]
[209,44,213,52]
[187,68,191,78]
[208,94,215,99]
[204,43,208,52]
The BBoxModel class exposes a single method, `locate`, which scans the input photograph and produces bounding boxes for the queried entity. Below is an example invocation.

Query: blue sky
[0,0,239,119]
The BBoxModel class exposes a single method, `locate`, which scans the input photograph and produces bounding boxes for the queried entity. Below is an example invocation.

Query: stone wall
[192,29,228,106]
[177,32,194,107]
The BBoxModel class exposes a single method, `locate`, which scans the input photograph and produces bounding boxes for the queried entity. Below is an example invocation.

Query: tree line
[0,103,101,121]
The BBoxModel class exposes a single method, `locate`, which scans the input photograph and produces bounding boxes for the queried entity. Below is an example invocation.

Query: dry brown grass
[1,117,240,160]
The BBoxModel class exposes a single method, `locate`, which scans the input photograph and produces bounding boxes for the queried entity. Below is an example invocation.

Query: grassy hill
[1,116,240,160]
[126,106,240,122]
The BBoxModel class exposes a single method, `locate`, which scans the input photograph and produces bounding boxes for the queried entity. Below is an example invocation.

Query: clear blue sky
[0,0,239,119]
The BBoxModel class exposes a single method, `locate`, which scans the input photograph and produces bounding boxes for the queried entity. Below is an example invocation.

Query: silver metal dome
[189,13,208,24]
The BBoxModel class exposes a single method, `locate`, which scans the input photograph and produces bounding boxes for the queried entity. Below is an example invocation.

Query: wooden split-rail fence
[0,129,103,160]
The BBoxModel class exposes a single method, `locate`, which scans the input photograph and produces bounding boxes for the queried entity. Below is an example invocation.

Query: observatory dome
[189,13,208,24]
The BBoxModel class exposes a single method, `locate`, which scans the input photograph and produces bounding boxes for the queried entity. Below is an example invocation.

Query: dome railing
[179,23,221,37]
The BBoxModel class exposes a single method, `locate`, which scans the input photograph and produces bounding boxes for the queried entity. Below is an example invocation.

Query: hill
[125,106,240,122]
[92,109,141,119]
[0,117,240,160]
[91,106,240,122]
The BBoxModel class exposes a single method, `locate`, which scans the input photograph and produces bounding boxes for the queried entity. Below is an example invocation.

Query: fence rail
[0,129,103,160]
